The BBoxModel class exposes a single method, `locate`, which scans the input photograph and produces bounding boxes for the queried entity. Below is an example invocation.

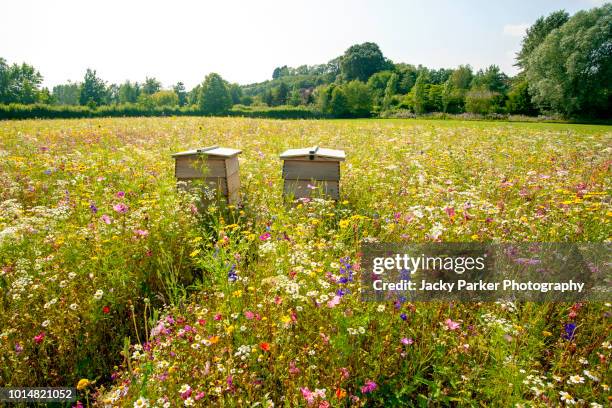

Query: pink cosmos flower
[116,191,125,198]
[319,402,330,408]
[301,387,315,405]
[444,206,456,218]
[361,380,377,394]
[289,361,300,375]
[101,214,111,224]
[134,229,149,237]
[444,318,460,331]
[327,295,341,308]
[401,337,414,345]
[259,232,271,241]
[113,203,128,214]
[34,332,45,344]
[244,311,255,320]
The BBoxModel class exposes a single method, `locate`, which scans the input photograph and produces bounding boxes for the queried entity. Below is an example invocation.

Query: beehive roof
[279,146,345,161]
[172,145,242,158]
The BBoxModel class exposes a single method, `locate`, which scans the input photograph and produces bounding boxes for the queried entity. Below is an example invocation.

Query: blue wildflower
[228,264,238,282]
[563,323,576,340]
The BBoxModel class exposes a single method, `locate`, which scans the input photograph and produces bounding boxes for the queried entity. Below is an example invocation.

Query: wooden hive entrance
[280,146,345,200]
[172,145,242,204]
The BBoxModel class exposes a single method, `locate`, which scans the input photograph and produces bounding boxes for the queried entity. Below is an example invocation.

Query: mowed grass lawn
[0,117,610,407]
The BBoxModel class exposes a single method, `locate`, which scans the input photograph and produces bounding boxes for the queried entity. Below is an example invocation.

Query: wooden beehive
[280,146,345,200]
[172,145,242,204]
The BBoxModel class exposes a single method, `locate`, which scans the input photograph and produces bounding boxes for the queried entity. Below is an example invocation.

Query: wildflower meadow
[0,117,610,407]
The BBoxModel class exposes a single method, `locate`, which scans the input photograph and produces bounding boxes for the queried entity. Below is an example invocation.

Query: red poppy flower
[102,306,110,314]
[259,342,270,352]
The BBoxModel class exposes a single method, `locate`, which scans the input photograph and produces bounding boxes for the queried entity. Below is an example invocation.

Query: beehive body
[172,146,241,204]
[280,147,345,200]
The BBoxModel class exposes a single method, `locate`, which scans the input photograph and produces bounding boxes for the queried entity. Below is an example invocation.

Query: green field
[0,117,610,407]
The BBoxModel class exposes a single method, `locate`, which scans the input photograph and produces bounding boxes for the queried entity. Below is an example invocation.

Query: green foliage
[382,73,399,110]
[173,82,187,106]
[288,86,301,106]
[344,80,373,117]
[228,83,243,105]
[150,90,179,107]
[413,72,429,114]
[394,63,418,93]
[228,104,322,119]
[52,82,80,105]
[330,86,349,117]
[0,58,44,104]
[465,89,501,114]
[274,82,289,106]
[198,73,232,115]
[142,77,162,95]
[525,4,612,116]
[471,65,509,95]
[118,81,141,104]
[448,65,473,90]
[272,65,290,79]
[79,69,106,107]
[516,10,569,69]
[505,80,538,115]
[340,42,390,82]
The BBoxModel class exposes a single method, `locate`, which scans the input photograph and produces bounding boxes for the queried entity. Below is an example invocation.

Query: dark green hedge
[0,103,199,119]
[0,103,325,120]
[228,105,325,119]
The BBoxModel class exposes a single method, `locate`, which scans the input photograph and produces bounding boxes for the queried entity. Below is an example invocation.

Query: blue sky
[1,0,606,89]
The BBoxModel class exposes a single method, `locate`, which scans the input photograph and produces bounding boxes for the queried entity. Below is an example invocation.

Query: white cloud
[503,23,530,37]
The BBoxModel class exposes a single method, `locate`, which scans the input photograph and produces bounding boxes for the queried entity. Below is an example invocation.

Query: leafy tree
[330,86,349,117]
[37,87,53,104]
[198,73,232,115]
[471,65,509,94]
[427,84,444,112]
[0,59,44,104]
[448,65,473,90]
[151,90,179,107]
[344,80,373,117]
[142,77,161,95]
[119,81,141,104]
[272,66,290,79]
[505,80,538,115]
[395,63,418,93]
[442,80,463,113]
[367,71,394,101]
[137,93,155,109]
[516,10,569,69]
[525,4,612,116]
[52,82,80,105]
[428,68,453,84]
[173,82,187,106]
[413,72,429,114]
[288,86,301,106]
[0,58,9,102]
[188,84,201,105]
[340,42,389,81]
[275,82,289,105]
[465,89,499,114]
[228,83,242,106]
[316,84,335,114]
[79,69,106,106]
[105,83,120,105]
[382,73,399,110]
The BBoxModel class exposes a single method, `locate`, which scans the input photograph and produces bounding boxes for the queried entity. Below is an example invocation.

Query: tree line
[1,4,609,119]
